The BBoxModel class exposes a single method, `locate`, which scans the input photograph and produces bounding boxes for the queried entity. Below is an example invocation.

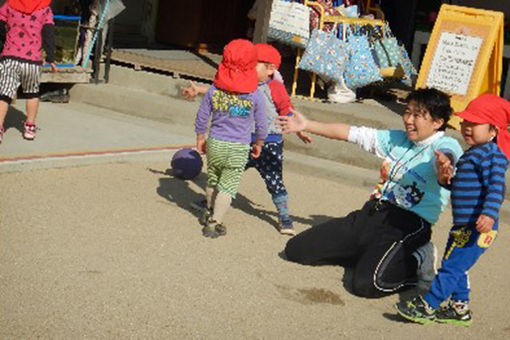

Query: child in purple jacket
[195,39,268,238]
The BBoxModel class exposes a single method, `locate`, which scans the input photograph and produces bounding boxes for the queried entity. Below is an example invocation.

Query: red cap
[8,0,51,14]
[255,43,282,69]
[214,39,258,93]
[456,93,510,159]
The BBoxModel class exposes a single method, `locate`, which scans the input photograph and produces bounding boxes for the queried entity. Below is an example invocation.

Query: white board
[426,32,482,95]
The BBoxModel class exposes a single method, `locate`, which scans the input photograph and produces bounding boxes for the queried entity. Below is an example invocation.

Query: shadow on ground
[3,105,27,133]
[153,168,335,233]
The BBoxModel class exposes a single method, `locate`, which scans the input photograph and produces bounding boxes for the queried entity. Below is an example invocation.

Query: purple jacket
[195,85,267,145]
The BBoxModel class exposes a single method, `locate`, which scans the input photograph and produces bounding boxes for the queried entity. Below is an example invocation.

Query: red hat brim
[214,64,258,93]
[455,109,488,124]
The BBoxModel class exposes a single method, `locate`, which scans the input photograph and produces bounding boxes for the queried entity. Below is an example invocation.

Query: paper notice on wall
[426,32,482,96]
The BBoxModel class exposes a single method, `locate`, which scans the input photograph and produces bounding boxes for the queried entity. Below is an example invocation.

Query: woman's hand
[435,150,453,185]
[276,109,308,134]
[296,131,313,144]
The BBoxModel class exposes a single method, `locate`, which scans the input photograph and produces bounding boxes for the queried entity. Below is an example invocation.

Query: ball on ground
[171,148,203,180]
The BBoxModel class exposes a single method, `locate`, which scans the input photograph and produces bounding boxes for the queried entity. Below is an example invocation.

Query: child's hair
[405,88,452,131]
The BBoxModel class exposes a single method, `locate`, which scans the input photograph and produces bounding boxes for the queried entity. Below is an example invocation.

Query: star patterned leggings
[245,141,287,198]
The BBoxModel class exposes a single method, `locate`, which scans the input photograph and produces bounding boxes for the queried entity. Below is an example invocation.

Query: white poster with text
[426,32,482,95]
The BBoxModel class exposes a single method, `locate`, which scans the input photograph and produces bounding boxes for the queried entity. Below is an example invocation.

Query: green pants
[206,137,250,198]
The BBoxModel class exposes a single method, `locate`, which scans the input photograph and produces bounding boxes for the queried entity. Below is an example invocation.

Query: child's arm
[478,153,509,232]
[182,81,209,100]
[269,80,312,144]
[0,4,7,38]
[196,134,207,154]
[41,8,57,72]
[251,138,264,159]
[194,89,214,154]
[252,90,268,157]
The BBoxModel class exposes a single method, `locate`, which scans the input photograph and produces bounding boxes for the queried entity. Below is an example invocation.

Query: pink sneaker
[0,126,4,144]
[23,122,37,140]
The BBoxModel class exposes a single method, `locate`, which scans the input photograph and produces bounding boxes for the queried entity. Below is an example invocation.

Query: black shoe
[40,89,70,103]
[435,300,472,326]
[395,295,436,324]
[51,89,70,103]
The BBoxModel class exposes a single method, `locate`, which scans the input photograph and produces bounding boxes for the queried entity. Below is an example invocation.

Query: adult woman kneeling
[277,88,463,298]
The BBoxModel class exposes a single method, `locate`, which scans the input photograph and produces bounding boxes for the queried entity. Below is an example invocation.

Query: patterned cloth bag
[399,45,418,86]
[268,0,311,48]
[343,27,382,90]
[372,24,402,68]
[298,28,347,84]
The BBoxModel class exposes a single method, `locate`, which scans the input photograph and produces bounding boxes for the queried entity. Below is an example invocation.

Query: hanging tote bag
[399,45,418,86]
[268,0,311,48]
[298,28,347,84]
[372,24,402,69]
[343,27,383,90]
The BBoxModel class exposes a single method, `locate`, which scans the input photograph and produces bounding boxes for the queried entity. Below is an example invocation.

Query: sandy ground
[1,159,510,339]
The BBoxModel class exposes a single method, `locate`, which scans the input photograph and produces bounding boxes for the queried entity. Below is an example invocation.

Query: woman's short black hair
[405,88,452,131]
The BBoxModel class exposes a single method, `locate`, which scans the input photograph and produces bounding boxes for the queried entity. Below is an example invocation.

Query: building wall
[451,0,510,18]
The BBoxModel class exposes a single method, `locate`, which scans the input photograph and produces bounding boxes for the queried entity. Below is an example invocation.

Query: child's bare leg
[211,191,232,224]
[25,97,39,123]
[0,100,9,127]
[205,185,217,210]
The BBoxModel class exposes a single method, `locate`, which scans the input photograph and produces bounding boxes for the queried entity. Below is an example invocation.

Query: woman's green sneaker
[395,295,436,324]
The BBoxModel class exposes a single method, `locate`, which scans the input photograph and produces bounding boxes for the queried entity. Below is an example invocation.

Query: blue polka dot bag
[343,27,382,90]
[298,28,347,84]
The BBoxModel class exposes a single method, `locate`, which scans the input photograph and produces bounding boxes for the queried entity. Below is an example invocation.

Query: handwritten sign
[426,32,482,95]
[415,4,504,129]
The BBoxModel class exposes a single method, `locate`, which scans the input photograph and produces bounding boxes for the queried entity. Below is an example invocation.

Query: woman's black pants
[285,200,431,298]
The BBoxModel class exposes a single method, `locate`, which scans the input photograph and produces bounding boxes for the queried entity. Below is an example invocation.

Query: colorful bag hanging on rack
[372,23,402,69]
[399,45,418,86]
[268,0,311,48]
[298,28,347,84]
[343,25,383,90]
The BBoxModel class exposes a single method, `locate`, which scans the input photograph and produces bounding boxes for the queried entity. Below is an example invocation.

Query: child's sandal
[202,225,219,238]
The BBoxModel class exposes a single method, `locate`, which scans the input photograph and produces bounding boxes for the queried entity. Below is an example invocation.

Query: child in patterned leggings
[194,39,267,238]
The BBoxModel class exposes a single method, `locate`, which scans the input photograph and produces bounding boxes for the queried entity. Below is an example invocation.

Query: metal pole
[93,28,103,84]
[104,18,114,83]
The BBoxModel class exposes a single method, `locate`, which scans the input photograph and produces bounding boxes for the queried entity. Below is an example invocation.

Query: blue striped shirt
[450,142,508,225]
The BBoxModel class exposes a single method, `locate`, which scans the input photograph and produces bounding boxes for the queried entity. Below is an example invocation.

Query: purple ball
[171,148,203,180]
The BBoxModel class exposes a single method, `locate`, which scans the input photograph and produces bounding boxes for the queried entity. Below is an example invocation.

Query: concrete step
[70,65,413,171]
[70,65,465,170]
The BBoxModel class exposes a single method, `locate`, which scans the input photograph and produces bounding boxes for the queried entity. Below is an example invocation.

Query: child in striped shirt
[395,94,510,326]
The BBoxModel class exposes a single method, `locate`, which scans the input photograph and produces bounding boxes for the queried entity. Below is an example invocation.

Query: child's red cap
[214,39,258,93]
[8,0,51,14]
[255,43,282,69]
[456,93,510,159]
